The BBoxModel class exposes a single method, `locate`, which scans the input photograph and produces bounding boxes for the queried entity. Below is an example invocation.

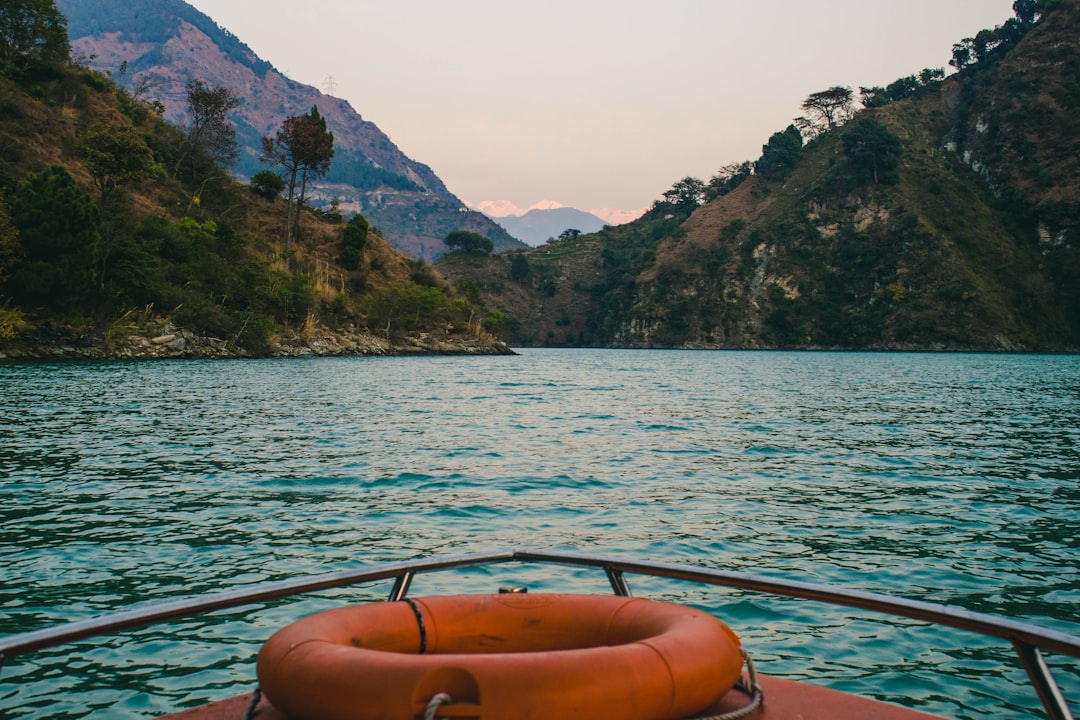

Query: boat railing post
[388,572,414,602]
[604,565,632,597]
[1011,639,1075,720]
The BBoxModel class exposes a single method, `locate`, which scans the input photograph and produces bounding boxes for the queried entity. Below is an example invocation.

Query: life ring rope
[402,598,428,654]
[416,645,764,720]
[423,691,453,720]
[240,686,261,720]
[691,648,764,720]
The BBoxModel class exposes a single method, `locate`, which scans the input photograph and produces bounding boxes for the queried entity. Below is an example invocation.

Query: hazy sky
[185,0,1017,218]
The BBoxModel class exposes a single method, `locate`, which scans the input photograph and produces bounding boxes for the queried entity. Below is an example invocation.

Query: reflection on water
[1,350,1078,718]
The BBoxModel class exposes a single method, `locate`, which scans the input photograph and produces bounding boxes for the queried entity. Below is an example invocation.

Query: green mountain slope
[439,0,1080,352]
[0,10,510,359]
[55,0,523,261]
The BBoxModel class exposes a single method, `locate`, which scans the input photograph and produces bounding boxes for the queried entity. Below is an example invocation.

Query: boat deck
[158,674,947,720]
[7,550,1075,720]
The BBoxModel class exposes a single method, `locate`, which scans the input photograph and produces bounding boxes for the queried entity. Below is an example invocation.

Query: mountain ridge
[492,206,609,246]
[437,0,1080,352]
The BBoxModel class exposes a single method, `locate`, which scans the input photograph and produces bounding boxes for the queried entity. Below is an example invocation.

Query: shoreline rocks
[0,322,516,361]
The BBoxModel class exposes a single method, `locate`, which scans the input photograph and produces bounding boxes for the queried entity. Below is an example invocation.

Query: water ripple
[1,351,1078,718]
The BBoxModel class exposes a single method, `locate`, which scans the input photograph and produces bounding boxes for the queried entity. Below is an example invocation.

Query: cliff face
[953,0,1080,244]
[57,0,523,260]
[439,2,1080,352]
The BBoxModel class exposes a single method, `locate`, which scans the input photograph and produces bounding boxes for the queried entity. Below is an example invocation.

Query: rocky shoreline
[0,322,516,361]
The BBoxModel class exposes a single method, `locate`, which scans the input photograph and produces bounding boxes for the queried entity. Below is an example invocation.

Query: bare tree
[127,71,168,105]
[176,80,240,185]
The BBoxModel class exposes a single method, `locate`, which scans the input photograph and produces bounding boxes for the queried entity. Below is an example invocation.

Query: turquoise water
[0,349,1077,718]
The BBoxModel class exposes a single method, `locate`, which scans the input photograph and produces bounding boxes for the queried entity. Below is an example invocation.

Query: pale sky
[185,0,1017,219]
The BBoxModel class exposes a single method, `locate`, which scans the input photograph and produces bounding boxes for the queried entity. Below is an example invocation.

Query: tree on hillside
[78,121,155,287]
[798,86,855,138]
[950,39,976,71]
[444,230,493,255]
[842,118,902,186]
[755,125,803,180]
[176,80,240,186]
[950,0,1045,74]
[338,213,369,271]
[509,252,530,282]
[0,192,21,286]
[0,0,69,71]
[294,107,334,236]
[705,162,752,202]
[79,122,155,210]
[663,177,707,215]
[861,69,945,109]
[974,28,1002,63]
[5,166,99,311]
[1013,0,1041,26]
[859,86,887,110]
[261,106,335,249]
[249,169,285,200]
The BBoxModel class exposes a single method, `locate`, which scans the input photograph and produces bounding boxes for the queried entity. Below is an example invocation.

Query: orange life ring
[257,592,744,720]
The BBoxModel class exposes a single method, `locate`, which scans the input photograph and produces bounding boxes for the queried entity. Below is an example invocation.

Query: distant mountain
[493,207,608,246]
[440,1,1080,351]
[55,0,523,260]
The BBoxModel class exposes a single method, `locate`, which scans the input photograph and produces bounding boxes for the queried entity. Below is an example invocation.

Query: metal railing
[2,548,1078,719]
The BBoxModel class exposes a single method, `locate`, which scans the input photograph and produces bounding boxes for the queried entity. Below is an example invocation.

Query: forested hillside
[55,0,523,261]
[439,0,1080,352]
[0,1,510,359]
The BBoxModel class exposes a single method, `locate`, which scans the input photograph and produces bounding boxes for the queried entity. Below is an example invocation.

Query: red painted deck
[157,674,947,719]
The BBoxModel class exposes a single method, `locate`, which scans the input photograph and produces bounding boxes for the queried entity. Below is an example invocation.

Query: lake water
[1,349,1078,718]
